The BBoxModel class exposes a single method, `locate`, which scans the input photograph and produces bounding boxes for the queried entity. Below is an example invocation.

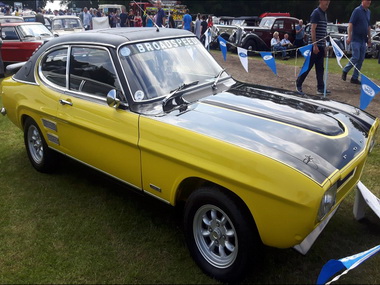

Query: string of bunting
[202,27,380,110]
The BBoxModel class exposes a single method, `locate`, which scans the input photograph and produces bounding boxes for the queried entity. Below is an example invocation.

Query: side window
[40,48,68,88]
[1,27,18,40]
[273,20,284,30]
[69,47,121,97]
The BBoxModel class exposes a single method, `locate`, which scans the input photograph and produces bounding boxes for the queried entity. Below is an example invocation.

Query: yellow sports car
[1,27,378,282]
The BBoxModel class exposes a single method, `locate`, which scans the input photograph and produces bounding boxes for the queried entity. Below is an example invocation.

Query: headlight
[317,183,337,221]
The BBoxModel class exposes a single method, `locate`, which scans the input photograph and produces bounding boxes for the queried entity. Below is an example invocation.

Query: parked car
[210,16,260,49]
[367,30,380,59]
[22,14,53,30]
[0,22,53,64]
[50,16,84,36]
[1,27,379,283]
[0,15,24,23]
[305,23,378,58]
[229,16,299,52]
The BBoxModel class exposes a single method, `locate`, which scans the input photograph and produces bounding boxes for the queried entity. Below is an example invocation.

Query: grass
[0,80,380,283]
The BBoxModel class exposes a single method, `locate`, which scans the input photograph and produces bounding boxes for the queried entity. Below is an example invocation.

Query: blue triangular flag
[218,36,227,61]
[298,44,313,77]
[259,52,277,75]
[317,245,380,285]
[360,75,380,110]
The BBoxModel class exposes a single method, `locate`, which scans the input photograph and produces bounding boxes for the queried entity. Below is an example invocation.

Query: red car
[1,22,53,64]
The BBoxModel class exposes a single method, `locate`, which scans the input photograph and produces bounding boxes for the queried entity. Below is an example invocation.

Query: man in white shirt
[81,7,92,30]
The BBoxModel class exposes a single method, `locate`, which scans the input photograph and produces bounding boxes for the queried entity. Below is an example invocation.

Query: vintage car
[22,14,53,30]
[1,28,379,283]
[229,16,300,52]
[210,16,260,50]
[0,15,24,23]
[50,16,84,36]
[0,22,53,64]
[304,23,349,56]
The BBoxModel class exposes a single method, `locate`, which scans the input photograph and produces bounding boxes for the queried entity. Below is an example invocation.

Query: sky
[44,0,67,11]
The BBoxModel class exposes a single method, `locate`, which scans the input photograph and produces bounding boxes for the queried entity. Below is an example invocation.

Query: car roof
[52,15,81,19]
[0,21,44,27]
[260,16,299,21]
[15,27,196,84]
[42,27,195,49]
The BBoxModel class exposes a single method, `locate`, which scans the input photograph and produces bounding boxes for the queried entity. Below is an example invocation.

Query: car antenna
[132,0,160,32]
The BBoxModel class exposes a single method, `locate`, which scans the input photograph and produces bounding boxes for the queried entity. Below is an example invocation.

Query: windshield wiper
[162,81,199,113]
[212,68,227,90]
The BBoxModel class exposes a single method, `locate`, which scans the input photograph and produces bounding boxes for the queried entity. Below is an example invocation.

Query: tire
[184,187,260,283]
[24,117,57,173]
[243,39,257,55]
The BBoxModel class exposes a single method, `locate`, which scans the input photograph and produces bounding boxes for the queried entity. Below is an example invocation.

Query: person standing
[194,13,201,39]
[127,9,135,27]
[119,7,128,27]
[294,19,305,48]
[207,15,214,28]
[200,15,208,45]
[296,0,331,95]
[155,1,166,28]
[341,0,372,85]
[35,9,45,24]
[182,9,192,31]
[168,13,176,28]
[80,7,92,30]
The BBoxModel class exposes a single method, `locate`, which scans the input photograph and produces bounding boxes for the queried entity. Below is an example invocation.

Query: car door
[39,45,142,188]
[1,25,42,62]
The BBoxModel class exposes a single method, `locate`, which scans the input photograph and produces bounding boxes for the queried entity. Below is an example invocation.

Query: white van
[98,4,126,14]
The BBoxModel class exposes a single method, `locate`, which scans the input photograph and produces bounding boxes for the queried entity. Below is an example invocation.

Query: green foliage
[183,0,380,25]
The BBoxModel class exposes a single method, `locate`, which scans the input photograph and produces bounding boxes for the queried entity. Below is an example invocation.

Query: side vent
[47,133,60,145]
[42,119,57,132]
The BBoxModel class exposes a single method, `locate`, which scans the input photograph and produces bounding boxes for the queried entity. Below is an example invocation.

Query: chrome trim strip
[12,76,39,86]
[143,190,171,204]
[37,44,126,103]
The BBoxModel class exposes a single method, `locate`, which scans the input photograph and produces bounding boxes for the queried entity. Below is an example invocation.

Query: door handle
[59,99,73,106]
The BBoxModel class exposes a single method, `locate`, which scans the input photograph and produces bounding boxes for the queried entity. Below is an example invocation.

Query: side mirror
[106,89,121,108]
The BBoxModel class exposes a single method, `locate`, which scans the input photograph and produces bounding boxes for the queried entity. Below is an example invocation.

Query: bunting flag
[330,36,344,68]
[317,245,380,285]
[204,28,211,49]
[218,36,228,61]
[237,47,249,73]
[259,52,277,75]
[360,75,380,110]
[298,44,313,77]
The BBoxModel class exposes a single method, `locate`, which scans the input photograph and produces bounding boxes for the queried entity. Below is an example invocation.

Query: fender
[241,33,269,52]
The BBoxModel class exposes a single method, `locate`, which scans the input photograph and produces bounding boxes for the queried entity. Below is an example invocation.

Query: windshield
[19,24,52,37]
[327,25,339,34]
[232,19,245,26]
[119,37,228,102]
[52,18,83,30]
[259,18,274,28]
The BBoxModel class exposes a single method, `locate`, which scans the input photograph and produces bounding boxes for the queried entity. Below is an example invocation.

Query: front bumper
[293,205,339,255]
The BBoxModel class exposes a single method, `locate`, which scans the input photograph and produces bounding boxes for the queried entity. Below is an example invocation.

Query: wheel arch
[175,177,260,240]
[242,34,268,51]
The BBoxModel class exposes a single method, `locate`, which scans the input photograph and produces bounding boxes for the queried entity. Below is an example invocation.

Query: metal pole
[324,42,329,98]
